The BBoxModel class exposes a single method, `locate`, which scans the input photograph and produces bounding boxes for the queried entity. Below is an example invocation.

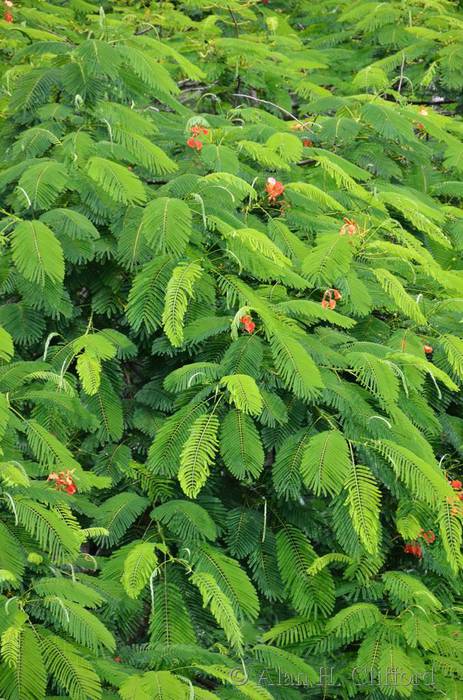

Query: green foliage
[11,221,64,286]
[162,262,203,347]
[300,430,350,496]
[0,1,463,698]
[179,413,220,498]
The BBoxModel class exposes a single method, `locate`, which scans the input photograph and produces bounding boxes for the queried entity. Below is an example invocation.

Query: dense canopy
[0,1,463,699]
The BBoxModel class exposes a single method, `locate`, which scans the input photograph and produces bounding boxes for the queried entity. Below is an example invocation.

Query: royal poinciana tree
[0,0,463,698]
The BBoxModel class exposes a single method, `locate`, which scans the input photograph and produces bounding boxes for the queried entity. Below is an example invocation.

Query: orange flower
[186,137,203,152]
[4,10,13,21]
[423,344,433,354]
[420,529,436,544]
[191,125,209,136]
[240,315,255,334]
[404,543,422,558]
[48,469,77,495]
[303,139,313,147]
[321,289,341,310]
[187,125,208,152]
[265,177,284,203]
[339,217,357,237]
[450,480,462,490]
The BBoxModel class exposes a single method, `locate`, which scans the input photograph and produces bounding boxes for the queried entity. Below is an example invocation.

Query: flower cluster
[265,177,284,203]
[47,469,77,495]
[404,527,437,558]
[423,343,433,354]
[339,217,358,237]
[419,529,436,544]
[451,479,463,502]
[446,497,463,516]
[404,542,423,558]
[186,124,208,152]
[321,288,342,310]
[4,0,13,22]
[415,108,429,133]
[240,315,255,334]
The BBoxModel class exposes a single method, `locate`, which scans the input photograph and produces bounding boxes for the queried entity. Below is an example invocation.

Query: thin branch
[408,99,458,106]
[134,23,158,36]
[397,53,406,93]
[228,6,240,38]
[135,26,154,35]
[232,92,305,125]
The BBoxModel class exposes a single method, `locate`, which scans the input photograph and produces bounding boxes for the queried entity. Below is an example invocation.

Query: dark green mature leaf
[11,221,64,286]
